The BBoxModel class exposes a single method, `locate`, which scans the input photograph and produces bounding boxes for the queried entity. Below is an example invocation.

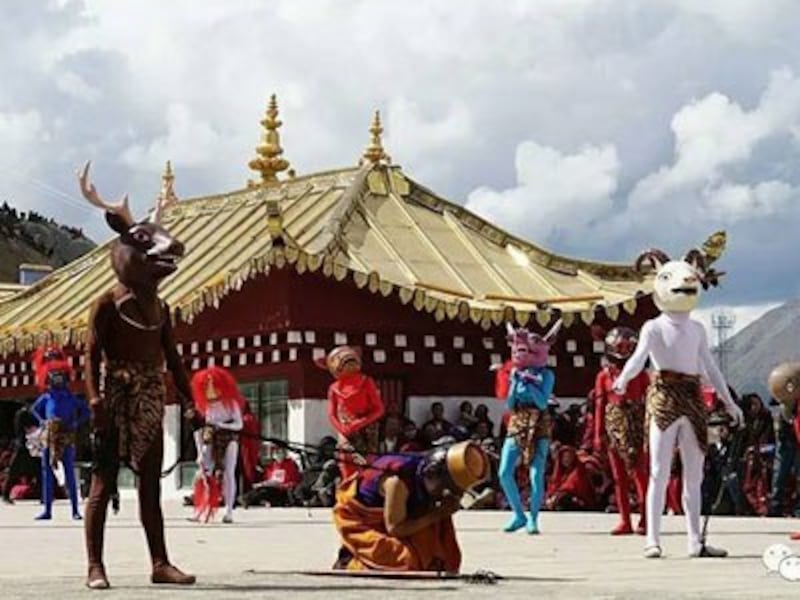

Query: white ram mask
[636,249,712,314]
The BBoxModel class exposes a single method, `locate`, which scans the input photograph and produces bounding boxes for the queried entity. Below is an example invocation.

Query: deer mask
[79,161,184,290]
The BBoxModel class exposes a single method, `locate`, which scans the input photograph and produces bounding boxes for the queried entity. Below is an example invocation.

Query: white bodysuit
[615,312,739,554]
[195,401,243,518]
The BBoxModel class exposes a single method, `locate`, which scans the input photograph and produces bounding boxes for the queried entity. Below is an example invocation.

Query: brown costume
[79,162,196,589]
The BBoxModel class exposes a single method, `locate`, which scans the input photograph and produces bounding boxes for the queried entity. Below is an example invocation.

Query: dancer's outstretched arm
[697,324,743,426]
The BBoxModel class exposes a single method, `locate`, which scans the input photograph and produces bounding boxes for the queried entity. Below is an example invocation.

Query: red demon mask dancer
[32,345,73,392]
[191,367,244,415]
[316,346,362,379]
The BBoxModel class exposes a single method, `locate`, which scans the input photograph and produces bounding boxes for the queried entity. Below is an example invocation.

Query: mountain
[725,299,800,401]
[0,202,95,283]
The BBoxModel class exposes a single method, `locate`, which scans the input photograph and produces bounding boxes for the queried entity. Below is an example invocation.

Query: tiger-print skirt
[103,360,166,470]
[42,418,76,468]
[338,422,380,458]
[605,402,645,469]
[646,370,708,453]
[508,407,553,465]
[201,426,238,472]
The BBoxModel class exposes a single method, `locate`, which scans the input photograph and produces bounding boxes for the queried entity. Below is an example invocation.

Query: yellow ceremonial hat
[445,441,489,492]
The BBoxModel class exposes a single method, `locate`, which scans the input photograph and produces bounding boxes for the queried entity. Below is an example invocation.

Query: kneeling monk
[333,441,488,572]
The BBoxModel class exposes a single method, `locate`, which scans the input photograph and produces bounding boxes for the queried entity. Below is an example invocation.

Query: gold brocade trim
[0,245,650,356]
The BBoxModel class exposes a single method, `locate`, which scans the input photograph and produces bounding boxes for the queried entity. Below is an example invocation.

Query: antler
[150,199,163,225]
[683,248,724,289]
[635,248,671,274]
[78,161,135,227]
[683,249,707,273]
[701,268,725,290]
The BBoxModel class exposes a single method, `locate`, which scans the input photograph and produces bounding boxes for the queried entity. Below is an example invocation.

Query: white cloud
[669,0,797,40]
[121,103,226,171]
[703,180,796,222]
[0,110,44,168]
[630,69,800,210]
[466,141,619,241]
[1,0,800,310]
[54,70,100,103]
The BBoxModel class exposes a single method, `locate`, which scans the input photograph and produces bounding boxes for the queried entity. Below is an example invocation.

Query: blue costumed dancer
[30,346,90,521]
[495,320,561,534]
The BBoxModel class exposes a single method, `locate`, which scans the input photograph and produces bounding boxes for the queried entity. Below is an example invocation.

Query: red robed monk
[332,441,489,572]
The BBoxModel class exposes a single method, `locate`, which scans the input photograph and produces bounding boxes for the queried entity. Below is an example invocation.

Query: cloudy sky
[2,0,799,336]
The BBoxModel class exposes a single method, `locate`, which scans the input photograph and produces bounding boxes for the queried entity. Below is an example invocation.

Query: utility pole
[711,310,736,377]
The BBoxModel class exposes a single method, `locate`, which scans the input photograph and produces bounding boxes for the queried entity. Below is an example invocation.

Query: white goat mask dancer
[636,248,723,314]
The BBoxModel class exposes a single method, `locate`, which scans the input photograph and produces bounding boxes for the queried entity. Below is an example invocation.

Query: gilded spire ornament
[158,160,178,208]
[150,160,178,223]
[248,94,291,186]
[360,110,390,165]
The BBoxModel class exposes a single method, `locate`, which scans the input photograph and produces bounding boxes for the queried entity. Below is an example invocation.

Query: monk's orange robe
[332,476,461,572]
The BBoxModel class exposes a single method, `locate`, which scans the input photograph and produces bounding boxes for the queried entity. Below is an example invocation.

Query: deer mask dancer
[80,162,196,589]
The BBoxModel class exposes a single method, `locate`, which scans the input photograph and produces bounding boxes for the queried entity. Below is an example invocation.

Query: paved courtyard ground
[1,498,799,599]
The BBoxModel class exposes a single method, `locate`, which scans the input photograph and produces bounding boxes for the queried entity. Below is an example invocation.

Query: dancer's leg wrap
[609,448,632,526]
[528,438,549,529]
[646,419,679,549]
[676,417,705,554]
[499,438,526,529]
[223,441,238,516]
[137,435,168,567]
[39,450,54,517]
[63,445,80,517]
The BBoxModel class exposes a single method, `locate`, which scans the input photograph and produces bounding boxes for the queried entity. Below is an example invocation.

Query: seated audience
[400,422,424,452]
[379,414,405,453]
[456,401,478,431]
[545,446,596,511]
[422,402,452,440]
[239,447,301,508]
[473,403,495,436]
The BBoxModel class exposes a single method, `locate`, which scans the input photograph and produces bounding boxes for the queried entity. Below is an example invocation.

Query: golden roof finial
[158,160,178,209]
[248,94,291,187]
[360,110,391,165]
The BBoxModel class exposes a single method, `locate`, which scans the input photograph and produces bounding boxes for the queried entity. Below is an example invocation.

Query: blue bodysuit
[498,366,555,534]
[31,388,90,520]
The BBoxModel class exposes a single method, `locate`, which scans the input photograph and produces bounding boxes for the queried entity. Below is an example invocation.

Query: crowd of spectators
[3,390,798,520]
[287,390,796,519]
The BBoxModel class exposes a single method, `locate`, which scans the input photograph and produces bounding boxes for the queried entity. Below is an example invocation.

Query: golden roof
[0,283,25,301]
[0,162,723,355]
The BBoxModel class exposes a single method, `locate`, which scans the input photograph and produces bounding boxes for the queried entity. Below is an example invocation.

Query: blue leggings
[499,437,549,525]
[40,446,80,517]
